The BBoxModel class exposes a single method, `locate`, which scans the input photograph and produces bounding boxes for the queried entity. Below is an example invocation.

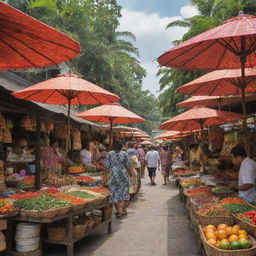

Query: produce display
[237,211,256,226]
[203,224,252,250]
[43,174,76,187]
[52,193,86,205]
[41,188,60,194]
[68,165,85,174]
[68,191,96,200]
[75,176,94,183]
[187,186,213,196]
[198,204,231,216]
[9,192,40,200]
[191,195,219,205]
[13,194,71,210]
[173,170,199,176]
[17,176,35,189]
[85,166,98,173]
[222,203,256,214]
[181,178,204,188]
[220,198,248,205]
[85,186,110,195]
[212,187,234,193]
[0,198,16,215]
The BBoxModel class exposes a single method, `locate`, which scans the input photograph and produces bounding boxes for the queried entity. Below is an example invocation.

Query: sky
[117,0,199,95]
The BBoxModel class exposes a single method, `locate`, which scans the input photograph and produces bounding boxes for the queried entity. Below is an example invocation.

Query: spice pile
[173,170,199,176]
[75,176,94,183]
[212,187,234,193]
[191,195,219,205]
[68,191,96,200]
[220,198,248,205]
[187,186,213,196]
[181,178,204,188]
[222,203,256,214]
[9,192,40,200]
[52,193,86,205]
[198,204,231,216]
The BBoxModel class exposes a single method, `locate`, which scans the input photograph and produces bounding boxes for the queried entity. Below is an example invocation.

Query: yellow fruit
[231,227,239,235]
[208,239,217,247]
[228,234,239,242]
[216,230,227,239]
[239,234,248,240]
[217,224,228,230]
[225,227,233,236]
[206,225,216,231]
[238,230,247,235]
[205,232,217,240]
[233,225,241,231]
[204,228,215,234]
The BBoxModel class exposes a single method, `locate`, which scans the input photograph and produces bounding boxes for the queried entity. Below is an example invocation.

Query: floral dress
[104,150,131,203]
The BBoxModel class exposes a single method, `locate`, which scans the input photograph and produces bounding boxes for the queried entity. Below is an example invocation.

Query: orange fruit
[225,227,233,236]
[238,230,247,235]
[208,239,217,247]
[216,241,220,248]
[205,232,217,240]
[228,234,239,242]
[217,224,228,230]
[231,227,239,235]
[239,234,248,240]
[204,228,215,234]
[233,225,241,231]
[206,225,216,231]
[216,230,227,239]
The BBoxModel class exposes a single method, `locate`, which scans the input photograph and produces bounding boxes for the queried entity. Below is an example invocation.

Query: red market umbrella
[141,140,152,146]
[159,106,242,133]
[12,72,120,151]
[158,14,256,144]
[0,2,80,70]
[76,103,145,147]
[177,94,256,109]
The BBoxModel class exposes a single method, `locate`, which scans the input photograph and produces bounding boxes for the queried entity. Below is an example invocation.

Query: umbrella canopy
[76,103,145,124]
[156,130,199,139]
[158,14,256,70]
[177,94,256,108]
[177,69,256,96]
[112,126,142,132]
[76,103,145,147]
[0,2,80,70]
[159,106,242,131]
[141,140,153,146]
[12,72,119,104]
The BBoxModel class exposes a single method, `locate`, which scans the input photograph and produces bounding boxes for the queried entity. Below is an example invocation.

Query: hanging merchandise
[0,115,6,130]
[73,129,82,150]
[3,129,12,144]
[208,126,224,152]
[55,125,68,139]
[6,119,13,129]
[46,122,54,133]
[20,116,32,130]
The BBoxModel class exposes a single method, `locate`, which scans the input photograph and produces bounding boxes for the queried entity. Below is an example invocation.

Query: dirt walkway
[45,175,199,255]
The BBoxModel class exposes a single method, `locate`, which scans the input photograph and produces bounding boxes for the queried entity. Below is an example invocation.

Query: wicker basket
[233,215,256,237]
[72,203,85,211]
[39,209,59,219]
[195,211,235,226]
[85,220,95,234]
[57,206,71,216]
[0,240,6,252]
[73,224,87,239]
[84,200,94,209]
[93,197,106,207]
[47,227,66,241]
[199,225,256,256]
[103,206,113,220]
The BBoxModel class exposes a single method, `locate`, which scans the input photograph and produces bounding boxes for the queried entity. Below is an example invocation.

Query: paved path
[45,175,199,256]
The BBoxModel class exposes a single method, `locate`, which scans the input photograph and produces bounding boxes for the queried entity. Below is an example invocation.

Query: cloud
[118,9,188,94]
[180,5,199,18]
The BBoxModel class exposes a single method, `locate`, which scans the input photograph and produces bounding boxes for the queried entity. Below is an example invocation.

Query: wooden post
[35,115,41,190]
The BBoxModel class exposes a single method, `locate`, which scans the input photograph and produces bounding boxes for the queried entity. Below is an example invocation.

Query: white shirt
[80,149,92,165]
[239,157,256,203]
[145,150,160,168]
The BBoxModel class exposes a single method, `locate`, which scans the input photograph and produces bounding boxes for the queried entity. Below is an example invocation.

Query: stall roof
[0,71,99,127]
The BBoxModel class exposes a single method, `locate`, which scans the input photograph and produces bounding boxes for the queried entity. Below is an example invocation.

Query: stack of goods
[15,222,40,253]
[202,224,254,251]
[42,173,76,187]
[186,186,213,196]
[180,178,204,188]
[173,170,199,177]
[68,165,85,174]
[13,194,71,218]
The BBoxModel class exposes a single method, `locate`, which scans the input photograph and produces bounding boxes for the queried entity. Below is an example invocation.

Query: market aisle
[45,175,199,256]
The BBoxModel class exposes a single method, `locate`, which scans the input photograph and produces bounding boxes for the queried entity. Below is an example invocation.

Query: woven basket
[0,239,6,252]
[103,206,113,220]
[195,211,235,226]
[93,216,102,227]
[73,224,87,239]
[199,225,256,256]
[72,203,85,211]
[233,215,256,237]
[47,227,66,241]
[57,206,71,216]
[85,220,95,234]
[93,197,106,207]
[84,200,94,209]
[39,209,59,219]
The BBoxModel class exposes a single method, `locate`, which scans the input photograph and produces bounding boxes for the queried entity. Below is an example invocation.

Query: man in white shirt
[80,142,92,166]
[230,145,256,203]
[145,145,160,185]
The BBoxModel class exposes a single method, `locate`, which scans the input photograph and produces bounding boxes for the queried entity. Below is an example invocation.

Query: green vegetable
[223,203,256,214]
[13,195,71,210]
[68,191,96,199]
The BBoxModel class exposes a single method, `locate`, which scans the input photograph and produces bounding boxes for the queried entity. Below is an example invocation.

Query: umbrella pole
[66,98,71,154]
[109,119,113,149]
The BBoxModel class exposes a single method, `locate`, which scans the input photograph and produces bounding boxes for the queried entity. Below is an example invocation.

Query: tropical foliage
[158,0,256,119]
[7,0,161,133]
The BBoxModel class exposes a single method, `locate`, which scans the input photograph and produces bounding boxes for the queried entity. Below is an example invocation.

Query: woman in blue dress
[104,140,132,217]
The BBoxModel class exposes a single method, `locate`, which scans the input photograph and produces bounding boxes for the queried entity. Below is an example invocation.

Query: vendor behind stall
[80,141,92,166]
[189,143,208,168]
[230,145,256,203]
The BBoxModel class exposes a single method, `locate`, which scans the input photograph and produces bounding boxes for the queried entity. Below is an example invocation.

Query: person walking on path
[104,140,133,218]
[145,145,160,185]
[137,145,145,178]
[159,145,171,185]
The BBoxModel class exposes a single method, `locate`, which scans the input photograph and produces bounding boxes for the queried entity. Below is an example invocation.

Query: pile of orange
[203,224,251,250]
